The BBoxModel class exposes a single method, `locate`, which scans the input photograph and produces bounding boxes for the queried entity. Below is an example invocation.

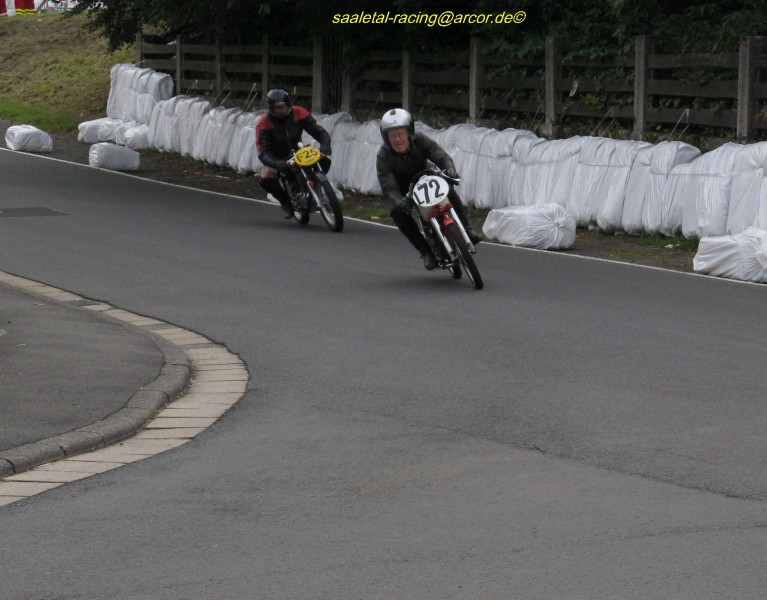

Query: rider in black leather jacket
[376,108,482,269]
[256,89,332,218]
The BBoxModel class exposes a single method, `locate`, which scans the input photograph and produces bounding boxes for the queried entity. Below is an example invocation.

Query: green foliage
[70,0,767,62]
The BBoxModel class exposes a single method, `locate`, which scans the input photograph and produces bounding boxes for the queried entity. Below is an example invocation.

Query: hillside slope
[0,13,132,130]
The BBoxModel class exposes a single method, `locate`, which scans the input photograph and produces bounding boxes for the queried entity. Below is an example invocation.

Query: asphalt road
[1,149,766,599]
[0,282,162,452]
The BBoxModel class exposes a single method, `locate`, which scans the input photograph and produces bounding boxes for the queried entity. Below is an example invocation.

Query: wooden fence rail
[135,33,767,140]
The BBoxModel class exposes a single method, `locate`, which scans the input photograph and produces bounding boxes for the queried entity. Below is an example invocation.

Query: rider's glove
[392,196,412,216]
[320,143,332,156]
[444,167,460,180]
[275,160,290,173]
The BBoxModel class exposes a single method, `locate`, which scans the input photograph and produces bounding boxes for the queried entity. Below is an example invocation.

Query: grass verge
[0,13,133,131]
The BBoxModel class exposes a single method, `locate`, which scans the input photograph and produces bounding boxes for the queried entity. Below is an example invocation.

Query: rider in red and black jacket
[256,89,332,218]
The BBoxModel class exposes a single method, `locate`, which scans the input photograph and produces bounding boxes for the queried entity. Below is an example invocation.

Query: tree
[73,0,767,55]
[70,0,270,51]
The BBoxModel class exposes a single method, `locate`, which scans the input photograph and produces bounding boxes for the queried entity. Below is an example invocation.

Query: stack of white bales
[510,136,586,209]
[621,141,702,235]
[80,64,173,149]
[567,137,652,230]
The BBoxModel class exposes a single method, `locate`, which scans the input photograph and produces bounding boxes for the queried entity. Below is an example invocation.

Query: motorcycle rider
[256,89,332,218]
[376,108,483,270]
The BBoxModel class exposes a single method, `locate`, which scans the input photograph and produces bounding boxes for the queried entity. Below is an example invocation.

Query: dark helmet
[266,89,292,120]
[380,108,415,149]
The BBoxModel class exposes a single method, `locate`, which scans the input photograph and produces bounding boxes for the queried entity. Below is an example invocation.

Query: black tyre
[315,178,344,232]
[447,222,483,289]
[450,262,462,279]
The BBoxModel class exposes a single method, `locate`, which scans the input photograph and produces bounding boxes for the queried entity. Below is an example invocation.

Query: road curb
[0,331,190,477]
[0,271,249,504]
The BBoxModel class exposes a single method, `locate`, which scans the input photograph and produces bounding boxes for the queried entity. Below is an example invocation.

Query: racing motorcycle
[279,143,343,232]
[407,168,484,290]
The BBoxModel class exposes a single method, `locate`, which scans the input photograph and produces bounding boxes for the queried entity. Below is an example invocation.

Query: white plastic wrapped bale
[5,125,53,153]
[693,227,767,283]
[566,138,650,230]
[327,119,361,190]
[146,99,168,149]
[178,98,211,157]
[166,96,196,153]
[113,121,137,146]
[135,70,174,125]
[333,119,382,194]
[482,203,576,249]
[417,122,448,149]
[106,64,173,125]
[106,64,136,122]
[511,136,586,209]
[621,141,701,235]
[316,112,355,187]
[490,130,540,209]
[120,124,150,150]
[192,107,241,164]
[679,142,742,239]
[228,111,260,174]
[594,139,650,232]
[472,130,502,209]
[727,142,767,234]
[316,112,354,138]
[150,95,204,153]
[88,142,140,172]
[621,144,653,235]
[77,117,123,144]
[212,108,244,167]
[443,124,494,207]
[119,66,152,123]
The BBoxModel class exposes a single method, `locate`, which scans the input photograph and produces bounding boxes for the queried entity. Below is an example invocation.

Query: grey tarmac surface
[1,147,766,599]
[0,276,181,476]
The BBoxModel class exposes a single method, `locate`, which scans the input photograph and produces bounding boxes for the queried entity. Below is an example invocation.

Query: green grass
[0,96,80,131]
[348,205,390,220]
[631,233,699,252]
[0,13,133,131]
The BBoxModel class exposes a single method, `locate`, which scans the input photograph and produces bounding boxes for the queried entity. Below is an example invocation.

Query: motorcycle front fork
[416,208,475,263]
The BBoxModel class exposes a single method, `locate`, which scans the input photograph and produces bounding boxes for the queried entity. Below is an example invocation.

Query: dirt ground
[1,121,699,273]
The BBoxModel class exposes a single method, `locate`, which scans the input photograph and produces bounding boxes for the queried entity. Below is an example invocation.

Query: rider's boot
[260,177,294,219]
[451,200,484,244]
[466,229,484,245]
[420,245,438,270]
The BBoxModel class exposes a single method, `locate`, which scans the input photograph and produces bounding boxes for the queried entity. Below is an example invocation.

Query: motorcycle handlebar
[407,169,460,197]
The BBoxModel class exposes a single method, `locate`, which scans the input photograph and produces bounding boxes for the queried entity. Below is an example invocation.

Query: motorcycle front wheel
[314,178,344,232]
[447,222,483,290]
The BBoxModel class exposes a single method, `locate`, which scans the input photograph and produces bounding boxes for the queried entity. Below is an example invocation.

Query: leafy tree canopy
[72,0,767,56]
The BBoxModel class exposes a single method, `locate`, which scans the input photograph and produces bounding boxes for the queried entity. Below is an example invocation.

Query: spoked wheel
[313,178,344,232]
[446,223,483,290]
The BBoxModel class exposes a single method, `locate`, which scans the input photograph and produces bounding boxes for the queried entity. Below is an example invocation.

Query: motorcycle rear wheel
[447,222,483,290]
[316,179,344,232]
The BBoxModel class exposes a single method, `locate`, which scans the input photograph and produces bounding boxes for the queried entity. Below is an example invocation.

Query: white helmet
[380,108,415,149]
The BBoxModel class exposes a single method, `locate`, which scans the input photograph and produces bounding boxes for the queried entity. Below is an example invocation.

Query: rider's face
[272,102,288,116]
[387,128,410,153]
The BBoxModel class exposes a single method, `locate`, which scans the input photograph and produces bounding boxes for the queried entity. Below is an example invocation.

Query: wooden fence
[136,34,767,140]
